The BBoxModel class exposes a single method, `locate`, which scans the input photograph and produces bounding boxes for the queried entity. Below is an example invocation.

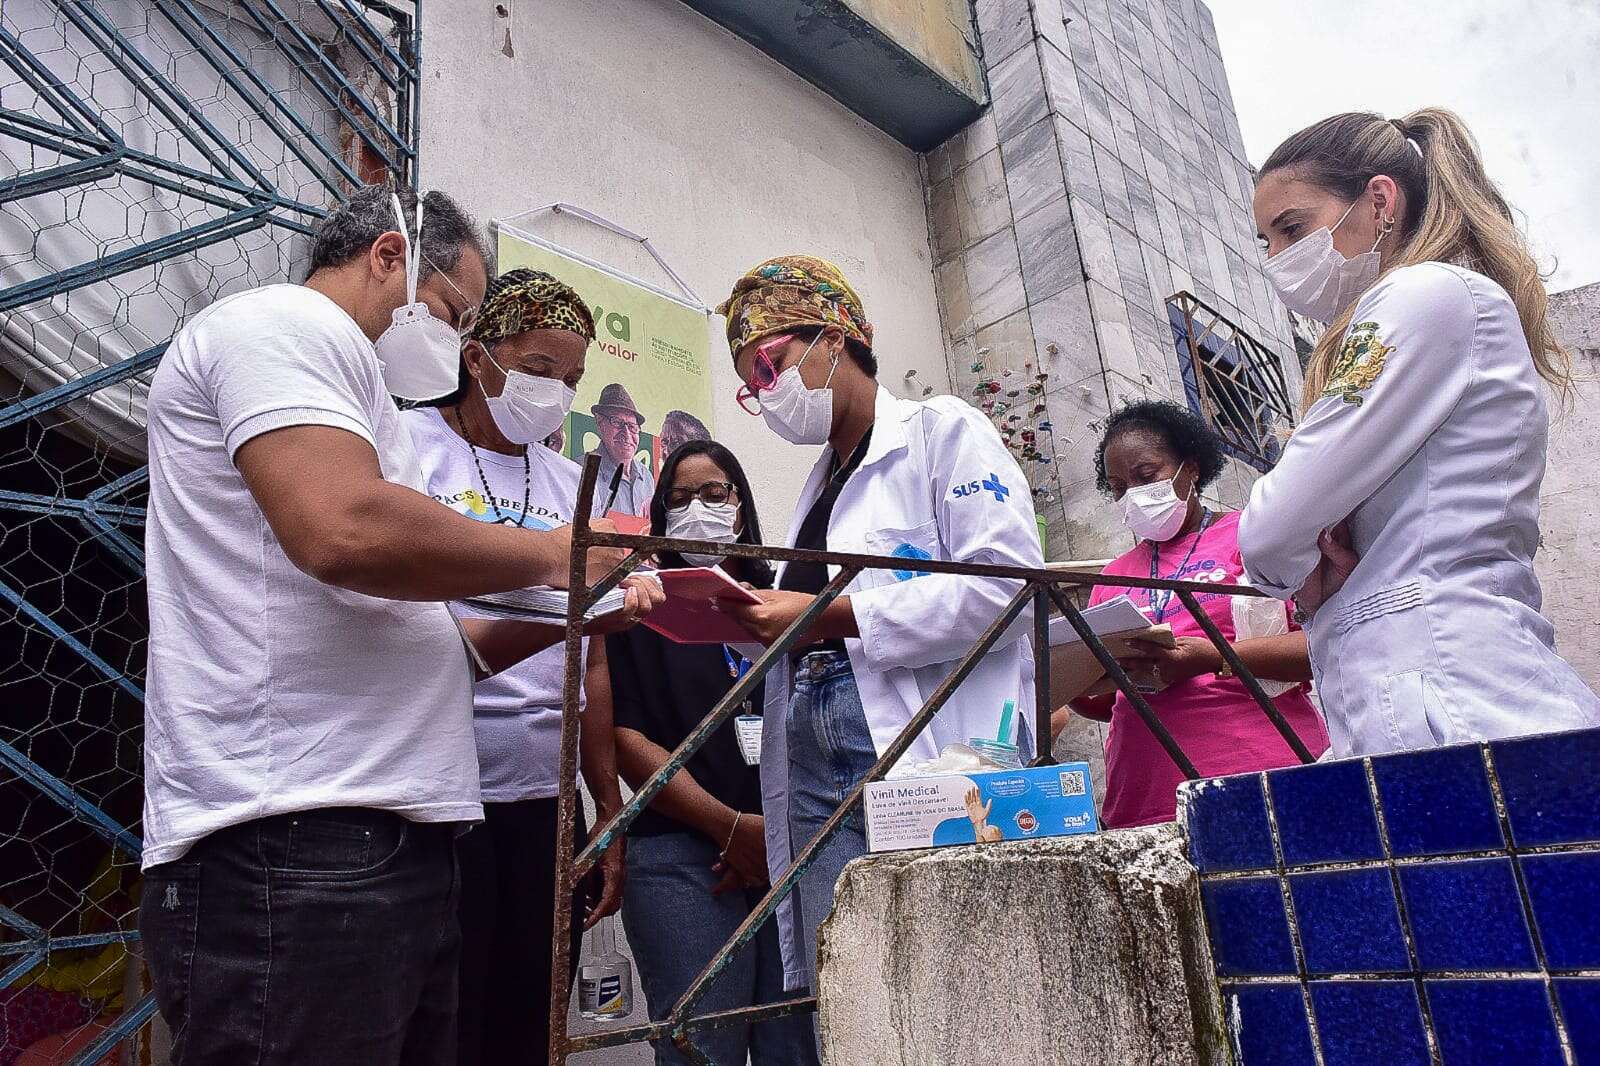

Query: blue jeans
[621,831,818,1066]
[785,652,876,988]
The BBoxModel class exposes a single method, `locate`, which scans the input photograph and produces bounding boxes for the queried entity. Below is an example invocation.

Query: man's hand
[1123,636,1225,688]
[1294,520,1359,618]
[710,813,767,894]
[724,589,820,646]
[585,517,636,589]
[583,833,626,929]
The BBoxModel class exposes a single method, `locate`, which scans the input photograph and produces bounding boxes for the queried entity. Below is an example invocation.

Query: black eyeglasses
[667,481,738,509]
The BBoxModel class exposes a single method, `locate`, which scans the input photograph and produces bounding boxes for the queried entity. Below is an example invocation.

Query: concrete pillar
[925,0,1304,560]
[816,824,1227,1065]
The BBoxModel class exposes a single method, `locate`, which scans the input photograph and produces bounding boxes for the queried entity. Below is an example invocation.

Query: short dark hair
[307,183,488,280]
[790,324,877,377]
[650,439,773,589]
[1094,400,1226,495]
[662,409,710,441]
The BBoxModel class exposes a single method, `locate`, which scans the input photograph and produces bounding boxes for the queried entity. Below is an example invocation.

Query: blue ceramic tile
[1289,868,1409,974]
[1427,979,1561,1064]
[1371,743,1503,857]
[1268,758,1383,866]
[1400,858,1537,971]
[1493,727,1600,847]
[1524,852,1600,969]
[1555,979,1600,1065]
[1223,983,1314,1065]
[1202,877,1296,977]
[1310,981,1429,1066]
[1180,772,1276,873]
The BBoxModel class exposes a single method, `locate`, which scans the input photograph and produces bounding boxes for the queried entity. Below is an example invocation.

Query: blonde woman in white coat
[1239,108,1599,758]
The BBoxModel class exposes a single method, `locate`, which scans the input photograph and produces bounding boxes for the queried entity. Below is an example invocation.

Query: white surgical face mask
[758,333,837,445]
[1118,467,1192,543]
[1263,199,1385,324]
[374,194,465,402]
[665,499,740,567]
[480,350,575,445]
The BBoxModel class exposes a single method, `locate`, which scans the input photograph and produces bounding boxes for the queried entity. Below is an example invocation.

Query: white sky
[1203,0,1600,292]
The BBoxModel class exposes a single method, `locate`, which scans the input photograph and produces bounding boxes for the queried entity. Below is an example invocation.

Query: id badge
[734,709,763,767]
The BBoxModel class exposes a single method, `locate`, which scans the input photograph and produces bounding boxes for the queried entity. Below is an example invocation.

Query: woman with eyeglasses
[605,440,819,1066]
[714,256,1043,1003]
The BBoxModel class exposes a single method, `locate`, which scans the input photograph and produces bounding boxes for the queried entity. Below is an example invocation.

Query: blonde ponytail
[1260,109,1571,409]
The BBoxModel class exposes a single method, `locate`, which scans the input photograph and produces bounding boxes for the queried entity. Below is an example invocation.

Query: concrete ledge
[676,0,986,150]
[817,824,1226,1065]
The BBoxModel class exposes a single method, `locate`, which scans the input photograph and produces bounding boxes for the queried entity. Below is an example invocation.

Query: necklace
[1148,508,1213,623]
[450,406,531,528]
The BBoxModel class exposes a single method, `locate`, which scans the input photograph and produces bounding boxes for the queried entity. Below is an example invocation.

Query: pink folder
[641,567,764,644]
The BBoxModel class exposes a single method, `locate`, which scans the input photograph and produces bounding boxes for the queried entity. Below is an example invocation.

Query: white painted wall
[419,0,948,534]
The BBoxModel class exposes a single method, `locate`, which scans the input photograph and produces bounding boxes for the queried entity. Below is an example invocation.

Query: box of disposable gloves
[863,762,1098,852]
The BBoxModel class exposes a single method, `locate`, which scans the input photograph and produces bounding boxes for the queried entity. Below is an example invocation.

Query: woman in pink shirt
[1069,401,1329,827]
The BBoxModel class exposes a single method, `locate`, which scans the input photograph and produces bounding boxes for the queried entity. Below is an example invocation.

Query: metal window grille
[0,2,418,1060]
[1166,291,1297,471]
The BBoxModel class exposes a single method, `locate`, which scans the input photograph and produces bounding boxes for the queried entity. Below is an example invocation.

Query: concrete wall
[1542,283,1600,689]
[931,0,1303,565]
[419,0,949,534]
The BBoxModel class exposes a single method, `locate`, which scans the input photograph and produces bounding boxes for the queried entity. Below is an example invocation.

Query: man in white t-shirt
[137,185,660,1066]
[403,267,626,1064]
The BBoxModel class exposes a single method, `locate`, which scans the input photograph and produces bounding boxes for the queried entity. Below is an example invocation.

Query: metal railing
[548,454,1318,1063]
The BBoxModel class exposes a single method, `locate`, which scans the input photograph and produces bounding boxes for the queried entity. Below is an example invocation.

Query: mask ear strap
[407,196,425,304]
[1370,213,1395,253]
[821,331,843,389]
[390,192,422,305]
[1176,460,1196,501]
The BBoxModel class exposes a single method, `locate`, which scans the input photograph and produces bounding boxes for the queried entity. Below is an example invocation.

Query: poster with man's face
[496,228,716,496]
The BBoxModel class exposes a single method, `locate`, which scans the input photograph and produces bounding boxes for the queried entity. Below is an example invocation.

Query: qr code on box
[1059,770,1087,797]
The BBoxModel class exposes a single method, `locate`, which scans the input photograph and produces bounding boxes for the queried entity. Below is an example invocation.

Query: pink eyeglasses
[735,333,794,416]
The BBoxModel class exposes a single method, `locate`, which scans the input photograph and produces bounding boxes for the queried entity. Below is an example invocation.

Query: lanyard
[722,644,749,680]
[1149,509,1212,623]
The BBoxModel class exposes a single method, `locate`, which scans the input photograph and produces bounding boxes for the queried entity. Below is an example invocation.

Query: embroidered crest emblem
[1323,320,1392,406]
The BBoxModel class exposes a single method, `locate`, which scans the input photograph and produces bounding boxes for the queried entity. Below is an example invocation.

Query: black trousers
[139,807,464,1066]
[455,796,587,1066]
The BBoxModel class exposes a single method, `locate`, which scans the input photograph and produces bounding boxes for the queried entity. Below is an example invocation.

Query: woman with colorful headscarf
[717,256,1044,1002]
[401,267,632,1066]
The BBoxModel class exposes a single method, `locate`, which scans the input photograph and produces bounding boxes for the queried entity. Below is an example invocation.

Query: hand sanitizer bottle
[578,914,634,1020]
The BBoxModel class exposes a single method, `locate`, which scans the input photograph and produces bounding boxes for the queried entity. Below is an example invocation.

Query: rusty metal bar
[548,454,1291,1060]
[572,565,859,876]
[581,548,645,612]
[583,527,1262,599]
[1047,585,1200,780]
[1174,588,1316,764]
[548,455,600,1066]
[664,580,1039,1057]
[565,995,817,1052]
[1032,585,1055,766]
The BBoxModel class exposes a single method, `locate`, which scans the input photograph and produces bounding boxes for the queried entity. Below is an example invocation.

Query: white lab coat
[756,387,1043,987]
[1239,262,1599,758]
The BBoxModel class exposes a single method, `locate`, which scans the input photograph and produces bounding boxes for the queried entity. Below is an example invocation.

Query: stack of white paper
[1047,594,1156,647]
[462,586,629,623]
